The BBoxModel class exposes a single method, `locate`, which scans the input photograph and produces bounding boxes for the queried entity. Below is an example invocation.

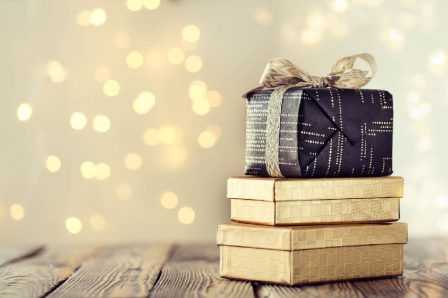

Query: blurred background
[0,0,446,244]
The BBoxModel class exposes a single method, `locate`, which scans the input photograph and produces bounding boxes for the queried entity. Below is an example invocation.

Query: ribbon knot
[258,53,377,90]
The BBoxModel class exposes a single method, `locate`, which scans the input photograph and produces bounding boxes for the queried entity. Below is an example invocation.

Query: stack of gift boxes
[217,54,408,285]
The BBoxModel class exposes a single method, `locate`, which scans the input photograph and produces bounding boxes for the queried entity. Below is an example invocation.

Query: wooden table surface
[0,238,446,298]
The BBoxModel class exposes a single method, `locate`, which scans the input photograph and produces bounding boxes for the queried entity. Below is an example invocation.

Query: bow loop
[256,52,376,91]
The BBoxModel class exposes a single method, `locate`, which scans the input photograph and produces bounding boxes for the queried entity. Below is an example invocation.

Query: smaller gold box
[217,222,408,285]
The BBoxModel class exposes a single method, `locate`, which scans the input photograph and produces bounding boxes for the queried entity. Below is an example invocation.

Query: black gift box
[245,88,393,178]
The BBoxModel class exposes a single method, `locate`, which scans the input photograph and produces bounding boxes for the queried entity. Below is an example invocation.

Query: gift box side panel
[291,244,403,285]
[230,199,275,225]
[220,246,292,285]
[227,177,276,201]
[291,222,408,250]
[275,197,400,225]
[216,223,292,250]
[299,88,394,177]
[275,176,404,201]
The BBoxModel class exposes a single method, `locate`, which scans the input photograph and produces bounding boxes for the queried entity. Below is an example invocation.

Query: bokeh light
[206,90,222,107]
[158,125,182,144]
[95,163,111,180]
[253,7,273,26]
[9,204,25,221]
[331,0,349,12]
[70,112,87,130]
[76,10,91,26]
[182,25,201,43]
[126,51,144,69]
[428,50,447,76]
[160,192,179,209]
[166,47,185,65]
[94,65,111,82]
[65,217,82,234]
[92,115,111,133]
[189,80,207,100]
[163,146,187,168]
[80,161,96,180]
[144,0,160,10]
[16,103,33,122]
[191,99,210,115]
[177,206,195,224]
[46,155,61,173]
[185,55,203,73]
[124,153,142,170]
[126,0,144,12]
[300,28,322,45]
[198,130,218,149]
[102,79,120,97]
[89,214,106,231]
[47,60,66,83]
[89,8,107,26]
[116,183,133,201]
[132,91,156,114]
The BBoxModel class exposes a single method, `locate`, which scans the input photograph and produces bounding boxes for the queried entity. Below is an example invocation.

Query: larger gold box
[228,176,403,225]
[218,222,408,285]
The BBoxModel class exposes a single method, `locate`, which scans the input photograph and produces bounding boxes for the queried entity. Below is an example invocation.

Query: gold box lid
[217,222,408,251]
[227,176,404,201]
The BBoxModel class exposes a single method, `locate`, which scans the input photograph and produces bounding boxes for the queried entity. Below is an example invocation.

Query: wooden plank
[149,244,255,298]
[254,238,448,298]
[0,246,44,267]
[0,246,96,298]
[48,244,172,298]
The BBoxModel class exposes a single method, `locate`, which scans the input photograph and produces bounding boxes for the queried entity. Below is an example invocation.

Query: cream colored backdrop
[0,0,446,244]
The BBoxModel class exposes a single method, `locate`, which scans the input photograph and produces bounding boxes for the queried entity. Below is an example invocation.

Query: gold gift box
[217,222,408,285]
[228,176,403,225]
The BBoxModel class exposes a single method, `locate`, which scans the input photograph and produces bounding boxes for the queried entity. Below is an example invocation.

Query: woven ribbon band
[249,53,377,177]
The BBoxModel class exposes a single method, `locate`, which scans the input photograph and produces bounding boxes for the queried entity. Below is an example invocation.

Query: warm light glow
[381,28,404,51]
[90,8,107,26]
[206,90,222,107]
[185,55,203,73]
[306,14,324,29]
[70,112,87,130]
[177,207,195,224]
[126,0,144,11]
[254,7,273,26]
[428,50,447,76]
[133,91,156,114]
[166,47,185,65]
[331,0,349,12]
[144,0,160,10]
[94,65,111,82]
[160,192,179,209]
[65,217,82,234]
[113,31,131,49]
[164,146,187,168]
[198,130,217,149]
[300,28,321,45]
[158,126,181,144]
[76,10,91,27]
[182,25,201,43]
[126,51,144,69]
[116,183,133,201]
[89,214,106,231]
[47,60,66,83]
[124,153,142,170]
[17,103,33,122]
[92,115,111,133]
[192,99,210,115]
[46,155,61,173]
[143,128,160,146]
[189,80,207,100]
[95,163,111,180]
[103,79,120,97]
[10,204,25,221]
[80,161,96,179]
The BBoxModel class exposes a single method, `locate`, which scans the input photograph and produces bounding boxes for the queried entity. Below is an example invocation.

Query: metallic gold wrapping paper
[218,222,407,285]
[230,197,400,225]
[227,176,404,201]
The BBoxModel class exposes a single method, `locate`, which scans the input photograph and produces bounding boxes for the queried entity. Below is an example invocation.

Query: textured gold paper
[231,197,400,225]
[227,176,404,201]
[217,222,408,250]
[220,244,403,285]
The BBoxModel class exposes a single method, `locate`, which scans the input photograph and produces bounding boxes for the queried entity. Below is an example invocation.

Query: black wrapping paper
[245,88,393,178]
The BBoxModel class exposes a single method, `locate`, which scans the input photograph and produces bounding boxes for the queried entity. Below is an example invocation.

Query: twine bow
[247,53,377,177]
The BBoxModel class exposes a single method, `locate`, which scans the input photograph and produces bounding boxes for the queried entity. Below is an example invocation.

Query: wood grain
[0,246,96,298]
[254,238,448,298]
[48,244,172,298]
[149,244,255,298]
[0,246,43,267]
